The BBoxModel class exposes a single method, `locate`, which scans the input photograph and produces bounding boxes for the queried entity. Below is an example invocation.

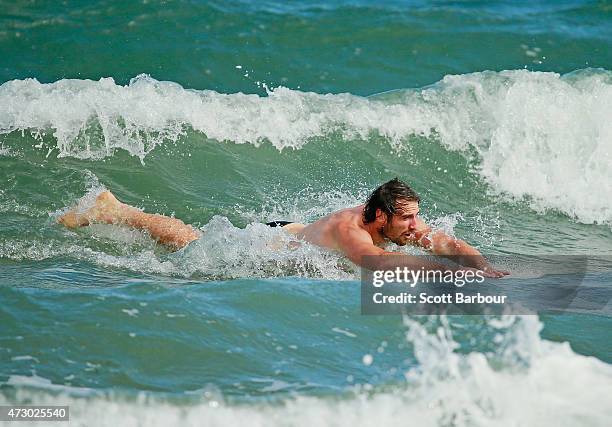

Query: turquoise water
[1,1,611,426]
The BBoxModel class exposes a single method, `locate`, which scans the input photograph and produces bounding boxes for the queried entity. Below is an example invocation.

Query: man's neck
[358,206,386,245]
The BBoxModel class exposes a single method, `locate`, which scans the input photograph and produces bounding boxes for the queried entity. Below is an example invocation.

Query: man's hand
[455,266,510,278]
[481,264,511,278]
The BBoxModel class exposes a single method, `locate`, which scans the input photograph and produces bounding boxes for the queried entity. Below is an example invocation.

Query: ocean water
[1,1,611,426]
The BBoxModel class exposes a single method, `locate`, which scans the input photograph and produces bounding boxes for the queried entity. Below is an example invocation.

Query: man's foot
[282,223,306,235]
[58,191,124,229]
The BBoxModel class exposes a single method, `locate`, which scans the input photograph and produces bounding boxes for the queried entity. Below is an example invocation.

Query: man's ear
[375,209,388,225]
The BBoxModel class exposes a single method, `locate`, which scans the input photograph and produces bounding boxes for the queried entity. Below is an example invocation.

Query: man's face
[381,200,419,246]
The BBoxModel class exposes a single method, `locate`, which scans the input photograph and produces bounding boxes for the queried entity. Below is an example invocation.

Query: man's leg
[58,191,201,250]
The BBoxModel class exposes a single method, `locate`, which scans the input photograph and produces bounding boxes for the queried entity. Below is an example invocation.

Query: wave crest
[1,69,610,224]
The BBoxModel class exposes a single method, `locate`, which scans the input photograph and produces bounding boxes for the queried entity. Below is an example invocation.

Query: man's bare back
[292,206,362,250]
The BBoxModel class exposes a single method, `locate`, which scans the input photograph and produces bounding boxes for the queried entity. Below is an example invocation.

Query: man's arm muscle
[409,218,509,277]
[334,224,386,267]
[334,223,447,272]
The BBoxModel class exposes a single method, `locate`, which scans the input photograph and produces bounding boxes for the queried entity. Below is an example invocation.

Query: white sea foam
[2,316,611,427]
[74,215,359,280]
[0,219,356,280]
[1,69,610,224]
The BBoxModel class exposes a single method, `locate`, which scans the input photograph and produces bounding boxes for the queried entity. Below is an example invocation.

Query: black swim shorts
[265,221,294,227]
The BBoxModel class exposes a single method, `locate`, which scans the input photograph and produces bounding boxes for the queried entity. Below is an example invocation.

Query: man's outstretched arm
[333,223,500,276]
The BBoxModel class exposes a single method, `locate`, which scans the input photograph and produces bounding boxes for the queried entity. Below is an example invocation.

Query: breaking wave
[1,69,610,224]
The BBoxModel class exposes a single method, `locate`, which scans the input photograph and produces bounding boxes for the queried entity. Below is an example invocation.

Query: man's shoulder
[332,205,364,221]
[332,209,372,239]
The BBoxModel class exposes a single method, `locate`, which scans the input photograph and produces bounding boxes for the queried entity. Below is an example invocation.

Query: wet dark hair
[363,178,420,224]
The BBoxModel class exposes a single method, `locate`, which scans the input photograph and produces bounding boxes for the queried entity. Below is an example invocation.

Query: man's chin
[383,231,409,246]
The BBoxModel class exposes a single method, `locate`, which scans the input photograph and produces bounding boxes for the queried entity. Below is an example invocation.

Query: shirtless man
[58,178,509,277]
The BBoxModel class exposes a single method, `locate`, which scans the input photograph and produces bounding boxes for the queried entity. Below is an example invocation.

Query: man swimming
[58,178,509,277]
